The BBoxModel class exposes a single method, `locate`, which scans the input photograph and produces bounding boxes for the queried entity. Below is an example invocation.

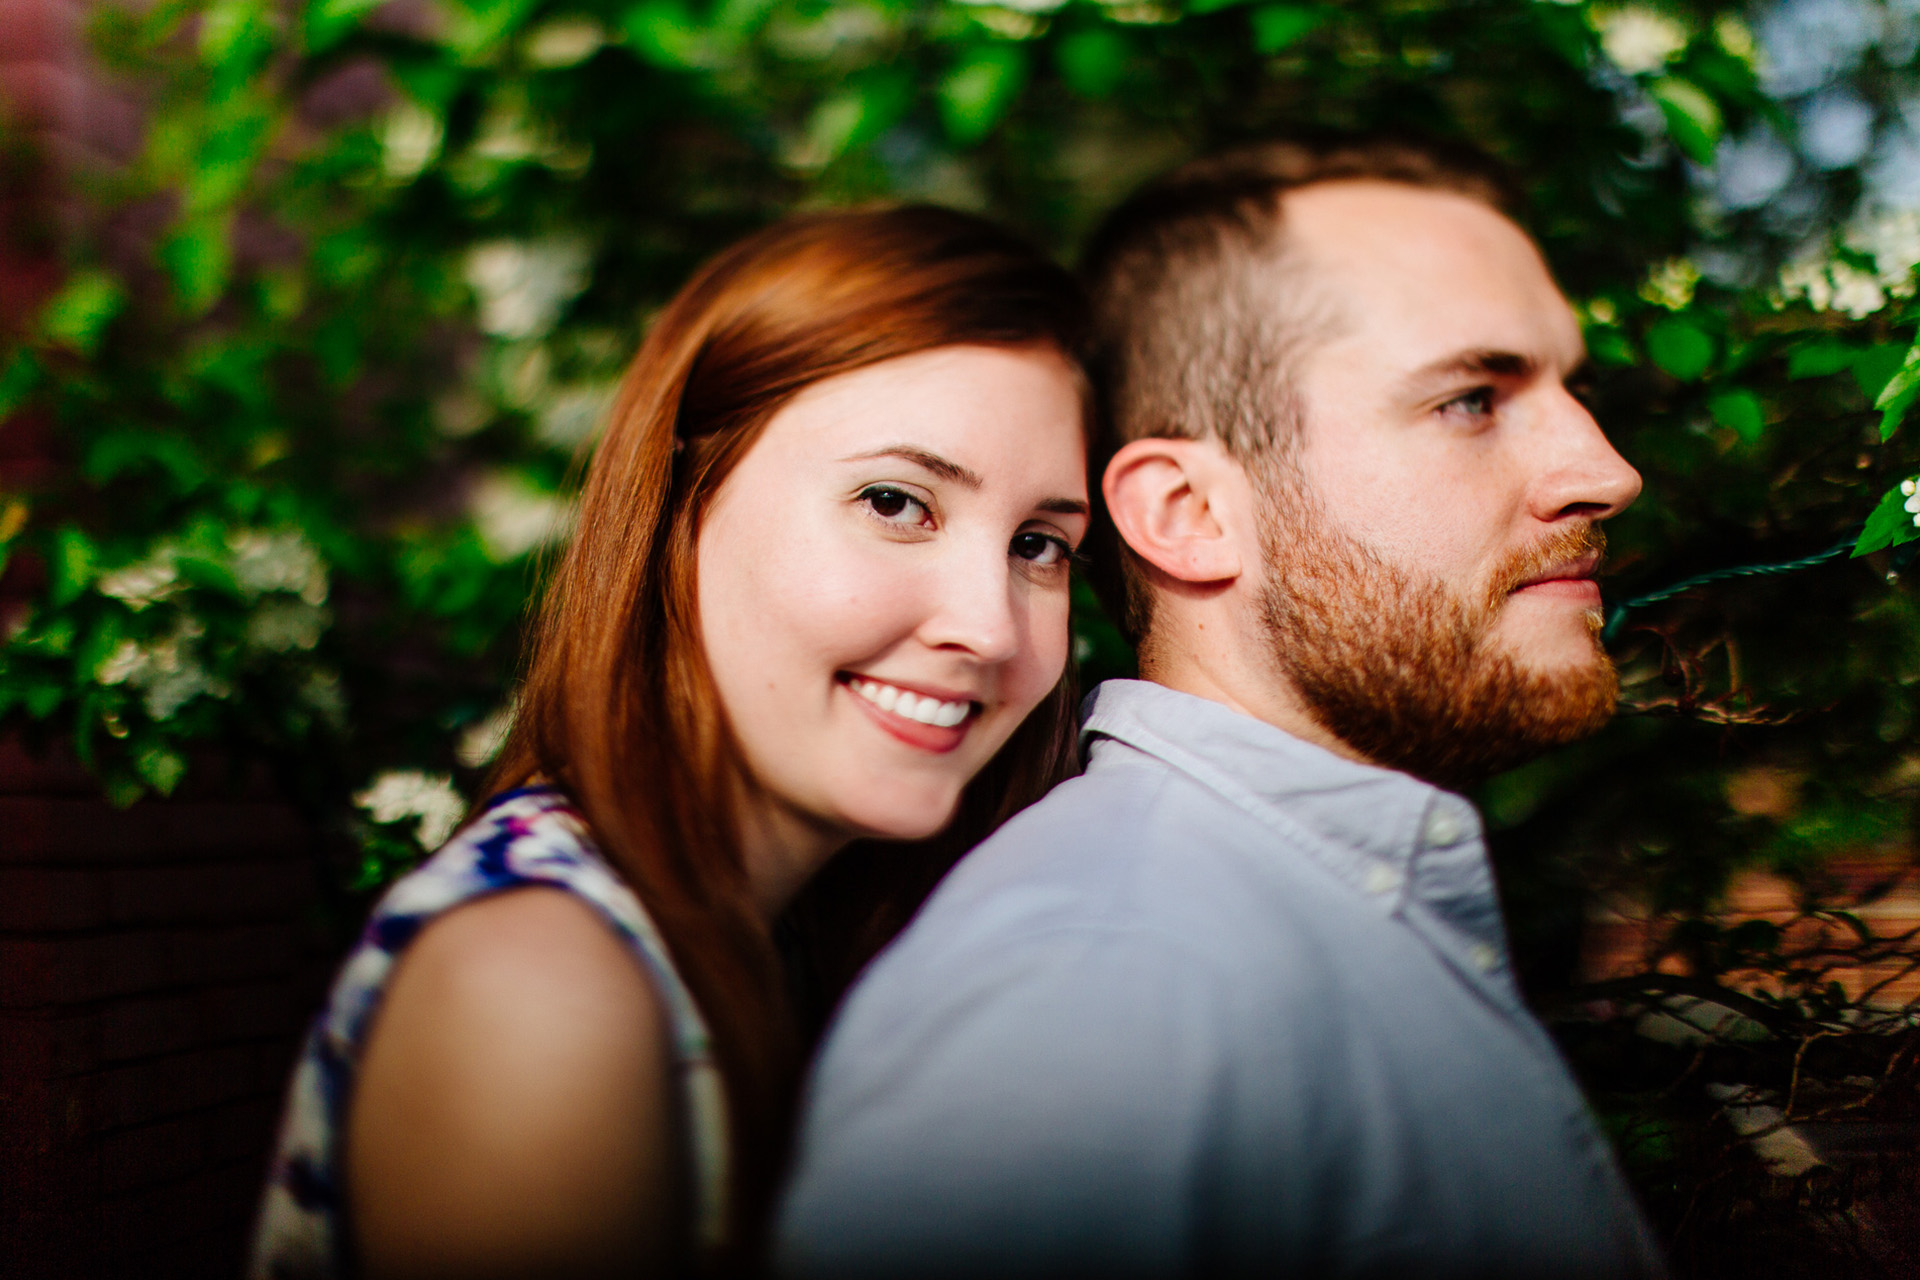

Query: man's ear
[1102,436,1247,585]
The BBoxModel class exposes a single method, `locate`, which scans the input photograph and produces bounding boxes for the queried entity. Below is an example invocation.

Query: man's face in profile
[1253,181,1644,788]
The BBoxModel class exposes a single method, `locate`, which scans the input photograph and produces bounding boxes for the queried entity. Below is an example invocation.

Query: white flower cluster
[469,470,571,562]
[95,621,232,720]
[1778,255,1890,317]
[301,668,348,729]
[381,101,443,182]
[96,550,181,610]
[464,239,592,340]
[524,17,606,66]
[1778,206,1920,318]
[1904,477,1920,527]
[91,528,334,722]
[354,770,467,850]
[1846,207,1920,292]
[228,529,329,604]
[1591,5,1689,75]
[1640,257,1700,309]
[246,599,329,652]
[455,701,516,768]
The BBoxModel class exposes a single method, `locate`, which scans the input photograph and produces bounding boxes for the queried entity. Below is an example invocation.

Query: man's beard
[1256,470,1617,792]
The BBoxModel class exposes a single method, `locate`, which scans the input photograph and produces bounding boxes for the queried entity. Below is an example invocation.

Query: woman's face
[697,343,1088,867]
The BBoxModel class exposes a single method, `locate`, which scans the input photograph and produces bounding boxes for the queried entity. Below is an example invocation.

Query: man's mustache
[1488,524,1608,604]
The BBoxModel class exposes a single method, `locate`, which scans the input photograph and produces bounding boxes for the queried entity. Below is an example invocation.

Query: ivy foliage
[1,0,1919,921]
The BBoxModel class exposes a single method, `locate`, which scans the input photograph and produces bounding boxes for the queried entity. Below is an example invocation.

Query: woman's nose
[916,545,1021,664]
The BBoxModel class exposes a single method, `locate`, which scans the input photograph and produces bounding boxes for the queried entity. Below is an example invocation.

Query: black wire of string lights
[1599,526,1907,645]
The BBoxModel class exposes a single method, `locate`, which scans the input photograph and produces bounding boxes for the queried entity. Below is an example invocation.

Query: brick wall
[0,740,337,1279]
[1,9,345,1276]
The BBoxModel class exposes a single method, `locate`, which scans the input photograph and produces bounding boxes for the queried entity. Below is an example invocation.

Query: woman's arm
[346,887,684,1279]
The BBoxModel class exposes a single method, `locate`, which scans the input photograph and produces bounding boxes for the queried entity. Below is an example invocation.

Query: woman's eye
[860,485,930,526]
[1011,531,1070,567]
[1440,387,1496,420]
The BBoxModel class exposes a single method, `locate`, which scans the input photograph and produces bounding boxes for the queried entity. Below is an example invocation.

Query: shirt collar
[1079,679,1486,918]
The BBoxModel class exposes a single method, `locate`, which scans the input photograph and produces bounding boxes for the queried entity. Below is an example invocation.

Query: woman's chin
[841,795,962,844]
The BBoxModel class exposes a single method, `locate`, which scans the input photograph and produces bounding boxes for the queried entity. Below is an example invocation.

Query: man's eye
[859,485,931,525]
[1011,531,1070,567]
[1440,387,1496,419]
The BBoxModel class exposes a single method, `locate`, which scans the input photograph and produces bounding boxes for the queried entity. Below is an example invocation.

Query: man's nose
[917,544,1021,664]
[1529,387,1643,523]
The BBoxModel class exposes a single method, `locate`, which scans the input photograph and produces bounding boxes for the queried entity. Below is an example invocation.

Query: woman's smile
[841,672,980,752]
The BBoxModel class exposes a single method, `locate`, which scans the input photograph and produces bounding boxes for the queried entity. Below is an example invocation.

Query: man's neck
[1136,644,1376,771]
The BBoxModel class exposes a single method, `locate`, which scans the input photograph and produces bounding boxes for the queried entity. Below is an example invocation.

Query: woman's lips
[840,674,977,754]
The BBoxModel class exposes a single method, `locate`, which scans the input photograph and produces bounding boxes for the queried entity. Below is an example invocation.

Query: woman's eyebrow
[841,445,1086,516]
[839,445,983,489]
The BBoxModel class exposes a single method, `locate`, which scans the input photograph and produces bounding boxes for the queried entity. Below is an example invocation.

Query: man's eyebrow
[1398,348,1539,394]
[839,446,983,489]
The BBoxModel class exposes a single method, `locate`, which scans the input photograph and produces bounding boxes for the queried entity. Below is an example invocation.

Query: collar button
[1363,864,1404,896]
[1422,806,1466,847]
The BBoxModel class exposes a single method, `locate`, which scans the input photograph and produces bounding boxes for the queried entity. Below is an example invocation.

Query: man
[777,136,1666,1278]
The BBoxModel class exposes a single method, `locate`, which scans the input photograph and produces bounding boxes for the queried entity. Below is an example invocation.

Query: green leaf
[1872,336,1920,441]
[446,0,542,59]
[1586,326,1637,367]
[623,0,704,69]
[50,526,96,607]
[1188,0,1257,12]
[178,551,245,598]
[305,0,386,54]
[1853,483,1920,558]
[1056,30,1129,99]
[1529,5,1592,68]
[1850,343,1908,401]
[39,270,126,355]
[159,217,233,317]
[1786,341,1856,380]
[24,679,64,720]
[74,615,126,687]
[200,0,274,67]
[1708,389,1765,443]
[185,108,273,215]
[1682,45,1760,100]
[83,431,209,491]
[1250,4,1329,53]
[785,71,913,170]
[135,742,188,796]
[939,45,1028,147]
[0,348,40,417]
[1646,316,1714,381]
[1649,77,1723,165]
[102,772,146,809]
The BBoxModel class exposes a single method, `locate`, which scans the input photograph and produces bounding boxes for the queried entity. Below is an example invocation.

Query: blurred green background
[6,0,1920,1269]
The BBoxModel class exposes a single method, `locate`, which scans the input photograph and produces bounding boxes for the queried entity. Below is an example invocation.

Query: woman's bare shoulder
[348,886,684,1277]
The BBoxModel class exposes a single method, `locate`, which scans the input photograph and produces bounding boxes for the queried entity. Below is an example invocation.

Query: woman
[248,205,1093,1278]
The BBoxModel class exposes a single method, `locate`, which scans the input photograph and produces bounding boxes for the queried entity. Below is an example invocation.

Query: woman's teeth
[850,678,971,728]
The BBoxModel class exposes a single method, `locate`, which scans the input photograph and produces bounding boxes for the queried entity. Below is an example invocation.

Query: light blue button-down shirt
[778,680,1664,1278]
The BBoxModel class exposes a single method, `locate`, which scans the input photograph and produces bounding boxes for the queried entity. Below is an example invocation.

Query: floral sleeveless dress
[248,785,730,1278]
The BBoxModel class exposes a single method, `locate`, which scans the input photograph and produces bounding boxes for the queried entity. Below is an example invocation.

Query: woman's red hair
[487,205,1089,1258]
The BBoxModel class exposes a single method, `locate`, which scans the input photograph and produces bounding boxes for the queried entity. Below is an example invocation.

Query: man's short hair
[1081,134,1523,644]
